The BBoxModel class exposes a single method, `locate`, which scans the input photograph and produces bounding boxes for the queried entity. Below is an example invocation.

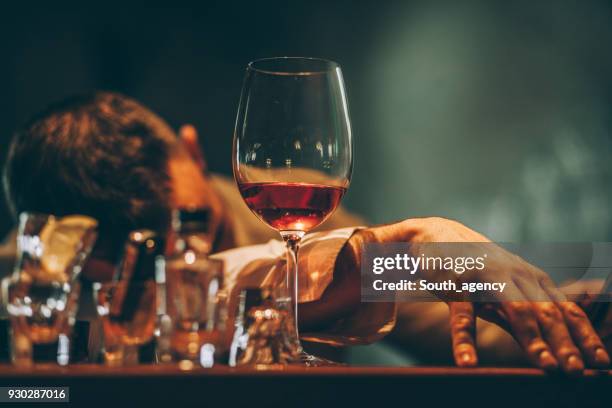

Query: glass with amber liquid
[95,230,161,365]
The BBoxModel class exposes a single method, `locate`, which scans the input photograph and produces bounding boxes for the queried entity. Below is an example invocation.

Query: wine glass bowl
[234,57,352,237]
[233,57,353,365]
[237,182,347,232]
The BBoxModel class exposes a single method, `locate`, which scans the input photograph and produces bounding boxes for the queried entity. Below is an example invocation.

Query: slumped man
[1,92,609,372]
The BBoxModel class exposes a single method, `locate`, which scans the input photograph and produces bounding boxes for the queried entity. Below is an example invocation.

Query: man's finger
[501,299,558,370]
[557,301,610,368]
[532,302,584,374]
[449,302,478,367]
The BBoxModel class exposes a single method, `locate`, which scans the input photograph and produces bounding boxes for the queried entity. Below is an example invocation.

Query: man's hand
[348,217,610,373]
[557,279,612,357]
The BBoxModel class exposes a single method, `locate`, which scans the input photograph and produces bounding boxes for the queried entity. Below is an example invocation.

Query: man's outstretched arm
[337,217,610,373]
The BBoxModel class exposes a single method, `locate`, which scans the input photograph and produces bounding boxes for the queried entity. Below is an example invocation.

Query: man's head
[3,92,227,278]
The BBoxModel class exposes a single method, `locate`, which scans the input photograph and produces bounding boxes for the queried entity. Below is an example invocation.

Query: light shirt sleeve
[212,227,396,345]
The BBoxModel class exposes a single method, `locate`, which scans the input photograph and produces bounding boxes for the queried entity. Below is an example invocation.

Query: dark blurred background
[1,0,611,243]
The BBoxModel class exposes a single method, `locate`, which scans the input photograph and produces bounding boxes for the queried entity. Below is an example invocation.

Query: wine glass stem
[282,233,303,354]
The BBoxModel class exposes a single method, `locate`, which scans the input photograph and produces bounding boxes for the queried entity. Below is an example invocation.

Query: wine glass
[233,57,353,365]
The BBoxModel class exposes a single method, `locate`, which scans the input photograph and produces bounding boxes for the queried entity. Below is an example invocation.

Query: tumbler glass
[163,255,225,368]
[6,212,97,366]
[94,230,161,366]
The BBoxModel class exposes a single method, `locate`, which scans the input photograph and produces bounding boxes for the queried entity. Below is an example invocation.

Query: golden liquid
[171,328,221,358]
[102,280,157,346]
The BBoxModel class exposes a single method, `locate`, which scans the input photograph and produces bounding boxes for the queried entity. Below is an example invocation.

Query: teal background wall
[1,0,611,243]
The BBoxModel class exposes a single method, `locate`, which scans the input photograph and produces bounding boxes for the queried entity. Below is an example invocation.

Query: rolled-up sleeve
[212,227,396,346]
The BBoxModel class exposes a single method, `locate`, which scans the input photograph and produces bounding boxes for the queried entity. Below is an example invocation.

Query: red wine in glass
[238,182,346,232]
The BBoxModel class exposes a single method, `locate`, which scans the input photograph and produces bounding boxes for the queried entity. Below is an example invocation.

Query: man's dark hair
[3,91,176,250]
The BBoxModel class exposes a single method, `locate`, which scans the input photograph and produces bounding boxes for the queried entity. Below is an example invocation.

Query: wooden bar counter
[0,365,609,407]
